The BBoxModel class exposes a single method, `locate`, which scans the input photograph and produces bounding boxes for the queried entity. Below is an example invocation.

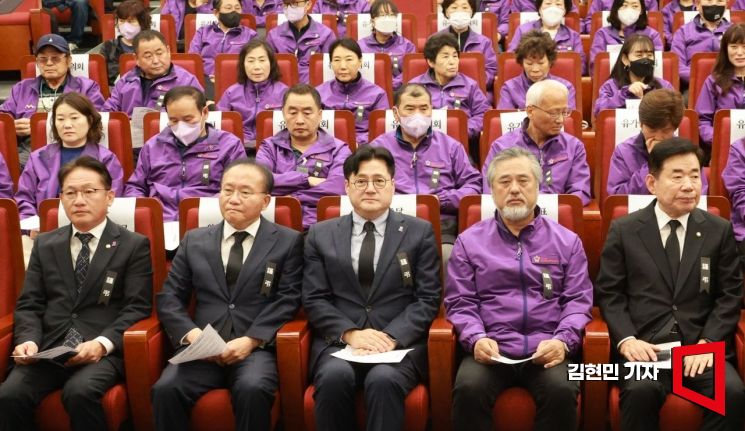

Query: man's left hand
[683,339,714,377]
[216,337,262,366]
[532,339,566,369]
[65,340,106,367]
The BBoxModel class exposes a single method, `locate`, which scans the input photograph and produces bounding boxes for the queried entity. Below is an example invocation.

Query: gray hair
[486,147,543,187]
[525,79,569,107]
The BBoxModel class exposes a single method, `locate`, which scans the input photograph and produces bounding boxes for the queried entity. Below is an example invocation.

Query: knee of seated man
[61,379,101,408]
[620,378,665,401]
[364,365,404,392]
[314,360,356,391]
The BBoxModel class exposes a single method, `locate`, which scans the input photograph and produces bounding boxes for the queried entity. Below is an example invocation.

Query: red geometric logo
[671,341,726,415]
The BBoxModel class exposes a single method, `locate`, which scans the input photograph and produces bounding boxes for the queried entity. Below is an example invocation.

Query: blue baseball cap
[35,34,70,54]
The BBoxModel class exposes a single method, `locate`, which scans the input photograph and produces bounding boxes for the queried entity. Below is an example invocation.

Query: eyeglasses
[220,188,267,199]
[531,105,572,120]
[352,178,391,190]
[36,55,67,65]
[61,188,108,200]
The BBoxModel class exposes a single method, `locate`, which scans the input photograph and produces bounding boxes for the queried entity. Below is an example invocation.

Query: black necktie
[665,220,681,285]
[226,231,249,291]
[358,222,376,299]
[74,232,94,295]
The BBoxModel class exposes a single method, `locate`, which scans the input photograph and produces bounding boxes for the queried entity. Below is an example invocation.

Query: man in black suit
[596,138,745,431]
[152,159,303,431]
[0,156,153,431]
[302,146,441,431]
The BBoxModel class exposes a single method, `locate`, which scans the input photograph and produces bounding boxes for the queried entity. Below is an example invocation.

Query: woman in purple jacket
[216,38,289,148]
[311,0,370,37]
[357,0,416,91]
[317,38,390,146]
[162,0,214,39]
[589,0,663,74]
[695,23,745,153]
[594,34,673,117]
[15,93,124,220]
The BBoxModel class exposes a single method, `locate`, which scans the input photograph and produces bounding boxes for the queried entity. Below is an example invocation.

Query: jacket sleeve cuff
[94,336,115,355]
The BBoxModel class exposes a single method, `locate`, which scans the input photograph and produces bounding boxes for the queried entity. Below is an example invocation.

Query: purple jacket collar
[328,74,366,94]
[494,205,543,239]
[364,32,403,48]
[271,128,339,155]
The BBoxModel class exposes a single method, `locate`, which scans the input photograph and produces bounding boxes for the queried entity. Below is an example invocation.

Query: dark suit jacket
[13,218,153,370]
[302,211,442,374]
[156,217,304,349]
[596,201,743,352]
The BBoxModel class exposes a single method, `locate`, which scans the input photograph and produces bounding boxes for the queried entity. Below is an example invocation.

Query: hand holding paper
[331,345,413,364]
[168,324,227,365]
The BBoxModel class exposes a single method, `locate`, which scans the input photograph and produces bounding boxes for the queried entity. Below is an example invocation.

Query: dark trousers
[452,356,579,431]
[42,0,89,44]
[151,349,278,431]
[312,347,421,431]
[0,357,121,431]
[619,361,745,431]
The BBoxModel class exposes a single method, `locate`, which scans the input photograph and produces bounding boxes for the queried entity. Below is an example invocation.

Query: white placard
[195,13,218,29]
[499,111,528,136]
[151,14,161,31]
[624,99,641,110]
[382,109,448,133]
[627,194,707,212]
[356,13,403,39]
[56,196,137,230]
[262,196,276,222]
[614,109,641,145]
[277,13,322,25]
[99,112,110,149]
[159,111,223,132]
[437,12,484,33]
[339,194,418,216]
[197,197,223,227]
[384,109,398,132]
[729,109,745,144]
[602,10,611,26]
[479,194,496,221]
[519,11,540,25]
[322,53,375,82]
[164,221,180,250]
[479,193,559,222]
[271,110,286,135]
[609,50,663,78]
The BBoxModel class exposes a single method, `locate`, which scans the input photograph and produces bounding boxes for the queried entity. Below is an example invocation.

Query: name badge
[544,169,553,186]
[261,262,276,297]
[296,165,309,174]
[430,168,441,190]
[700,257,711,293]
[453,98,462,109]
[201,161,211,186]
[397,252,414,288]
[541,269,553,300]
[355,105,365,121]
[311,160,324,177]
[392,56,400,74]
[98,271,117,305]
[157,94,165,108]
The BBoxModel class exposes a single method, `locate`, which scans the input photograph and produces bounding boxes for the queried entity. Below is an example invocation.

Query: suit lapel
[53,225,77,299]
[206,222,229,296]
[369,211,406,299]
[235,217,277,293]
[635,204,675,291]
[332,215,362,297]
[675,209,706,297]
[75,219,121,307]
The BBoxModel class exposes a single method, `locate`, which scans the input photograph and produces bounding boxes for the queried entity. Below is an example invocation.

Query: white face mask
[374,15,397,34]
[285,5,306,22]
[118,22,141,40]
[540,6,564,27]
[399,113,432,138]
[617,7,641,26]
[448,11,472,31]
[170,120,203,145]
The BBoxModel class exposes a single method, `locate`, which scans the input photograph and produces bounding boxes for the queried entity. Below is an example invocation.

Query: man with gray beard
[444,147,593,431]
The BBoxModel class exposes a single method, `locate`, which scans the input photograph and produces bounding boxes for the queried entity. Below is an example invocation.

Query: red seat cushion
[492,387,581,431]
[34,383,128,431]
[609,385,703,431]
[189,388,281,431]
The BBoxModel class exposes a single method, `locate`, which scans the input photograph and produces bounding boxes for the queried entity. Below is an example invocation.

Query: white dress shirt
[350,210,388,276]
[221,218,261,272]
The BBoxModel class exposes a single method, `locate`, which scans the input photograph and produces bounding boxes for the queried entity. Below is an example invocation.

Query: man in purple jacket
[255,84,351,227]
[482,79,591,205]
[240,0,282,27]
[0,34,105,167]
[670,0,730,87]
[265,0,336,83]
[608,89,709,197]
[446,147,593,431]
[124,86,245,221]
[103,30,204,117]
[368,83,481,248]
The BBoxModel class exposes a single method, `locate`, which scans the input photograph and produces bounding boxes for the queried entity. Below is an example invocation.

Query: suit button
[672,305,678,311]
[229,304,235,310]
[71,313,78,319]
[365,306,372,312]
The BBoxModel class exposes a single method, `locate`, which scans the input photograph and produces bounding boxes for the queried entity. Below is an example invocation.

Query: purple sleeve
[103,79,123,112]
[566,138,592,205]
[255,140,311,196]
[723,140,745,226]
[103,151,124,195]
[466,84,491,138]
[497,3,510,38]
[606,145,649,195]
[695,77,717,145]
[507,25,523,52]
[14,159,41,218]
[186,73,205,92]
[83,81,105,111]
[444,236,487,351]
[496,82,518,109]
[650,28,664,51]
[187,26,204,55]
[552,237,593,354]
[483,39,498,89]
[0,83,21,116]
[646,0,659,11]
[124,143,151,197]
[594,80,624,117]
[296,144,351,202]
[670,28,691,84]
[437,144,482,213]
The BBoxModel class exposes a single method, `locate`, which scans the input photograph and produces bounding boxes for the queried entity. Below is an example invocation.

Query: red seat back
[402,52,486,92]
[0,114,21,190]
[367,109,469,152]
[119,52,206,87]
[255,110,357,150]
[308,53,394,105]
[688,52,718,109]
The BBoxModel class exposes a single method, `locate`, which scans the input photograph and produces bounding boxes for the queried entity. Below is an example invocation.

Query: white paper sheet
[163,221,180,251]
[630,341,681,370]
[168,324,227,364]
[20,216,40,231]
[12,345,77,359]
[131,107,159,149]
[331,345,413,364]
[490,354,534,364]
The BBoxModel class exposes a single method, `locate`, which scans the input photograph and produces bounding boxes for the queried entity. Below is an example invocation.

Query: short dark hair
[394,83,432,106]
[343,146,395,179]
[329,37,362,60]
[423,32,459,63]
[516,30,557,66]
[58,155,113,190]
[223,158,275,193]
[607,0,648,31]
[441,0,476,15]
[163,86,207,111]
[648,137,703,177]
[115,0,151,30]
[609,34,662,88]
[237,38,281,84]
[639,89,684,129]
[535,0,573,14]
[282,83,322,110]
[213,0,240,10]
[51,93,103,145]
[369,0,399,17]
[133,29,168,53]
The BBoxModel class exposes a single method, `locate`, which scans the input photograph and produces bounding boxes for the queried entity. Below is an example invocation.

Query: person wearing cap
[103,30,204,117]
[311,0,370,37]
[265,0,335,83]
[409,33,491,152]
[240,0,283,27]
[482,79,591,205]
[368,83,481,255]
[0,34,105,168]
[124,86,245,221]
[607,89,709,196]
[316,38,390,146]
[162,0,214,40]
[255,84,350,228]
[357,0,416,91]
[42,0,91,51]
[447,147,592,431]
[671,0,731,88]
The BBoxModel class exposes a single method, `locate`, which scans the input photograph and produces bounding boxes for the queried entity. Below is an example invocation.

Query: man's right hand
[342,329,395,353]
[619,338,660,362]
[184,327,202,345]
[627,82,648,99]
[474,337,499,364]
[13,341,39,365]
[308,177,326,187]
[14,118,30,137]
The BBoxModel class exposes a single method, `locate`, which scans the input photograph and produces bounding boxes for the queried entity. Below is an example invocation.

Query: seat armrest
[582,307,610,431]
[123,316,164,431]
[0,314,14,381]
[277,319,310,431]
[736,310,744,382]
[428,317,455,431]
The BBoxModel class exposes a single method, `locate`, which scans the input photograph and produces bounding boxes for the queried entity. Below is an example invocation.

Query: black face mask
[629,57,655,78]
[701,5,726,22]
[218,12,241,28]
